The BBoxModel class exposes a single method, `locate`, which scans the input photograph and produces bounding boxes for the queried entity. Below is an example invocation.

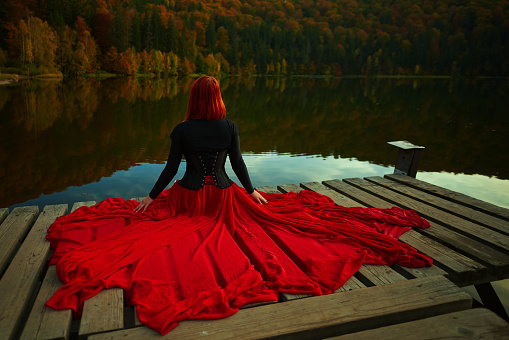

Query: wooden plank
[0,208,8,224]
[79,290,124,333]
[341,177,509,281]
[300,182,361,207]
[280,292,313,301]
[277,183,302,193]
[336,275,366,292]
[385,173,509,221]
[21,201,96,340]
[88,276,472,340]
[71,201,97,211]
[420,227,509,281]
[356,265,407,286]
[395,231,482,286]
[297,182,443,287]
[75,200,124,338]
[282,275,368,301]
[241,300,278,309]
[329,308,509,339]
[0,204,67,340]
[358,176,509,253]
[19,266,72,340]
[255,186,281,194]
[79,288,124,338]
[0,206,39,276]
[369,176,509,236]
[322,179,482,286]
[391,263,447,281]
[134,308,142,327]
[134,306,143,327]
[322,179,399,209]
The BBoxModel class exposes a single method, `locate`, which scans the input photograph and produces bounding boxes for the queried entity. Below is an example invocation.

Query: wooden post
[387,141,425,178]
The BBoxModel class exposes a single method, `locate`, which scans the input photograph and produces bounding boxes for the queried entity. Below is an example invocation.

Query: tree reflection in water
[0,76,508,208]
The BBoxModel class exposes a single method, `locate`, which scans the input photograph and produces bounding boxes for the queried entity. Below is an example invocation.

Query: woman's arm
[229,123,267,204]
[134,129,183,213]
[229,124,255,194]
[148,137,183,199]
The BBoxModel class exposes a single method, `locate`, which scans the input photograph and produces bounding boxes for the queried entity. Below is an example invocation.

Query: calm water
[1,76,508,209]
[1,75,509,312]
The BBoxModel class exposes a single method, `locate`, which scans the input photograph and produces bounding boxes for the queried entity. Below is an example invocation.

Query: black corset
[178,149,233,190]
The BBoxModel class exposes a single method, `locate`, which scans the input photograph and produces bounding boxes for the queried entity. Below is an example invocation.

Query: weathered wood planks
[88,276,472,340]
[255,186,280,194]
[335,275,366,292]
[277,183,302,193]
[69,201,125,339]
[0,206,39,276]
[21,201,96,340]
[79,288,124,338]
[329,308,509,339]
[300,181,361,207]
[322,179,483,285]
[19,266,73,340]
[4,174,508,339]
[356,265,407,286]
[0,204,67,340]
[368,176,509,235]
[301,181,453,285]
[339,177,509,282]
[385,174,509,221]
[347,177,509,253]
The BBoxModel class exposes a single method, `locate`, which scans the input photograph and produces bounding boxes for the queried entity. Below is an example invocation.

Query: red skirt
[45,182,432,335]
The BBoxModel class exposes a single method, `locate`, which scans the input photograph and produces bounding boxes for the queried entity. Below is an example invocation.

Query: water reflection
[0,76,508,208]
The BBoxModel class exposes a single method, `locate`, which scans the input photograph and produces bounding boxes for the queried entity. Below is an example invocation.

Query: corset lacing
[177,149,233,191]
[203,176,215,185]
[198,151,218,186]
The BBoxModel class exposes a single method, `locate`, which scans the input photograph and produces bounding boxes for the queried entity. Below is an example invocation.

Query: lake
[1,75,509,313]
[1,76,508,210]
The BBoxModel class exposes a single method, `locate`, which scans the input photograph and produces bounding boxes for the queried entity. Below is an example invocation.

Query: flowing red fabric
[46,182,432,335]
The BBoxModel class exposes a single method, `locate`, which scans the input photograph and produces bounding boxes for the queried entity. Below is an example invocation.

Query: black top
[149,119,254,199]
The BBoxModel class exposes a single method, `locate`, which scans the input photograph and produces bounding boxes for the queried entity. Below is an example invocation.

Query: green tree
[206,17,216,52]
[110,9,128,52]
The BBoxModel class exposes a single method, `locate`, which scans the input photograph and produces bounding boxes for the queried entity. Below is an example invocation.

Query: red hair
[185,76,226,121]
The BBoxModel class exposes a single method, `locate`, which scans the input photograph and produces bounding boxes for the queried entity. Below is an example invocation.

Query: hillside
[0,0,508,76]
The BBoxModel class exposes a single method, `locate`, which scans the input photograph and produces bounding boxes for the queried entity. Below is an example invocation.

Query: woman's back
[149,118,254,197]
[172,118,236,154]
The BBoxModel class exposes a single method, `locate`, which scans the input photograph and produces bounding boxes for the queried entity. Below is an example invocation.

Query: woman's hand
[250,190,267,204]
[134,195,154,213]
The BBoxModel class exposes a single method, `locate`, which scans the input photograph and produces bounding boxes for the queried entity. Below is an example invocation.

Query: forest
[0,0,508,77]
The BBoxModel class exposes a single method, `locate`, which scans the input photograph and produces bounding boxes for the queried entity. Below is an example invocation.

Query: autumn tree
[0,49,6,66]
[7,16,58,73]
[76,17,99,72]
[125,47,139,75]
[102,46,119,73]
[2,0,509,76]
[94,4,113,53]
[164,51,178,76]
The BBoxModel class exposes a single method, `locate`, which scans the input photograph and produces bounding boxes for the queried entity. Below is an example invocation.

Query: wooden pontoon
[1,174,508,339]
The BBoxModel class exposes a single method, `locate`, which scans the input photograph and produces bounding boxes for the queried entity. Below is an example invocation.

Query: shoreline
[1,71,508,85]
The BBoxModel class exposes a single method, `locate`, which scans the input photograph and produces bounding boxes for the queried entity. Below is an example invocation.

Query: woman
[134,76,267,213]
[46,76,432,335]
